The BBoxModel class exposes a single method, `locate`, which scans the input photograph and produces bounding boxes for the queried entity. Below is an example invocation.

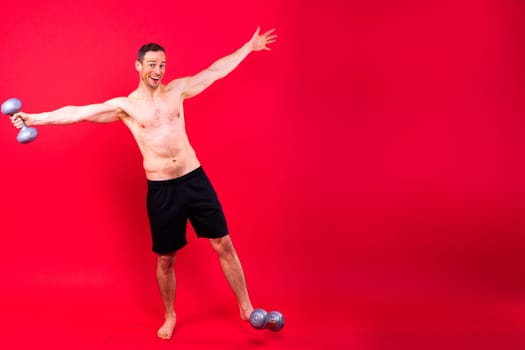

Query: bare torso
[114,83,200,180]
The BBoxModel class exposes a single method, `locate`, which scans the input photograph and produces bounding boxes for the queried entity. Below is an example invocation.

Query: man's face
[136,50,166,89]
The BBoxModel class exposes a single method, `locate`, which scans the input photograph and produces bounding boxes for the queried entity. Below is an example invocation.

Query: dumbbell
[249,308,285,332]
[1,97,38,144]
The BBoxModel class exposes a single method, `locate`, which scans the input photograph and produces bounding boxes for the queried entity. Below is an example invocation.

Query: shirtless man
[11,27,277,340]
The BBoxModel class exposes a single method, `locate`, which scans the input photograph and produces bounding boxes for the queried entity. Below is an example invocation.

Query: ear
[135,60,142,72]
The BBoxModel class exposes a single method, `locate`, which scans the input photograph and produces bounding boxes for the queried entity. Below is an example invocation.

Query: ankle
[240,303,253,314]
[165,312,176,320]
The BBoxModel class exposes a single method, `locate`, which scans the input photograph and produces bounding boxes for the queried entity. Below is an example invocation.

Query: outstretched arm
[10,98,127,128]
[177,26,277,99]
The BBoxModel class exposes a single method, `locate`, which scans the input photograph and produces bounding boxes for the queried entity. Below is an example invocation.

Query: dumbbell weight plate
[266,311,285,332]
[249,308,268,330]
[1,98,22,115]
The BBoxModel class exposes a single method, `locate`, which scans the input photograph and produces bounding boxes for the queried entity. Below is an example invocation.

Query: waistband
[147,166,203,187]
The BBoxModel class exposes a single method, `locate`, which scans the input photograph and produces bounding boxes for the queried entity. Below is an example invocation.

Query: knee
[210,236,235,257]
[157,254,175,273]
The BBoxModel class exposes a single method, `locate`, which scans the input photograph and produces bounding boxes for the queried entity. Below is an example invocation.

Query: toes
[157,328,173,340]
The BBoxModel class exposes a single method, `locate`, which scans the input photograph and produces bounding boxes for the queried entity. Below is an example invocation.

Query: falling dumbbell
[1,98,38,144]
[249,308,285,332]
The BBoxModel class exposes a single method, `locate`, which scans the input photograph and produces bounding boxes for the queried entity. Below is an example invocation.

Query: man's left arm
[177,27,277,99]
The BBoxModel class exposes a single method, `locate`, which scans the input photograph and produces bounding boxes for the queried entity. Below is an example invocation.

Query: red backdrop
[1,0,525,349]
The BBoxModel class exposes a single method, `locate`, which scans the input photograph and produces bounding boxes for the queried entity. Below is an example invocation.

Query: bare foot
[157,315,176,340]
[240,305,254,321]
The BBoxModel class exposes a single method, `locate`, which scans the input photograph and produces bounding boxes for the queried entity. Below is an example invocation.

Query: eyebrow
[146,60,166,64]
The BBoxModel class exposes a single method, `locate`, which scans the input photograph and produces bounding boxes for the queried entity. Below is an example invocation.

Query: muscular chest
[131,101,184,130]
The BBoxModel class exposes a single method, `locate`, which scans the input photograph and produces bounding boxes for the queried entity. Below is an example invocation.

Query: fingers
[11,119,23,129]
[262,29,277,45]
[262,28,276,36]
[10,113,25,129]
[256,27,277,40]
[263,36,277,50]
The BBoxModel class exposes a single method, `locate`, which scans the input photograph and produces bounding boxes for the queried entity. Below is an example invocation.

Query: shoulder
[104,96,129,107]
[104,96,141,111]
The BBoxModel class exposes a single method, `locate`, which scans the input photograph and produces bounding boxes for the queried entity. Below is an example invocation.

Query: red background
[1,0,525,349]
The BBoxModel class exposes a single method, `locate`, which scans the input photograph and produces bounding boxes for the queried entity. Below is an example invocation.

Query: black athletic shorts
[146,167,229,254]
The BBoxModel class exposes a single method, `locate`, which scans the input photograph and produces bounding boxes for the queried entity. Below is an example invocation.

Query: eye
[149,64,155,68]
[160,64,166,69]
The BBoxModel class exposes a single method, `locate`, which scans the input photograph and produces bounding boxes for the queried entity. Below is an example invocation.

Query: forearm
[26,103,121,126]
[207,41,253,79]
[29,106,86,126]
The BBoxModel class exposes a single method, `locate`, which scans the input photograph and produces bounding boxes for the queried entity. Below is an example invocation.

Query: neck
[135,82,163,100]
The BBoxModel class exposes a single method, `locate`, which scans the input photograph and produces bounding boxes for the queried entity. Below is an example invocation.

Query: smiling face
[136,50,166,90]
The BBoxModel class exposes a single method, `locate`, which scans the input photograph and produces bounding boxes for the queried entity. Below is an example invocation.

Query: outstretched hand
[250,26,277,51]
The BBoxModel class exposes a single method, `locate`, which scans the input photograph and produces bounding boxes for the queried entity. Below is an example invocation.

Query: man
[11,26,277,340]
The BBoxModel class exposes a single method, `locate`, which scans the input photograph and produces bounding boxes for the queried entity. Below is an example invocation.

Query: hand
[10,112,29,129]
[250,26,277,52]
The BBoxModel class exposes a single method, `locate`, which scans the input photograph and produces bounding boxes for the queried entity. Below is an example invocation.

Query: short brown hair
[138,43,165,62]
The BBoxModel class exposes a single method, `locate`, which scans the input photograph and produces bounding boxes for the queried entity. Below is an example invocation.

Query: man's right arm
[11,99,127,128]
[173,27,277,100]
